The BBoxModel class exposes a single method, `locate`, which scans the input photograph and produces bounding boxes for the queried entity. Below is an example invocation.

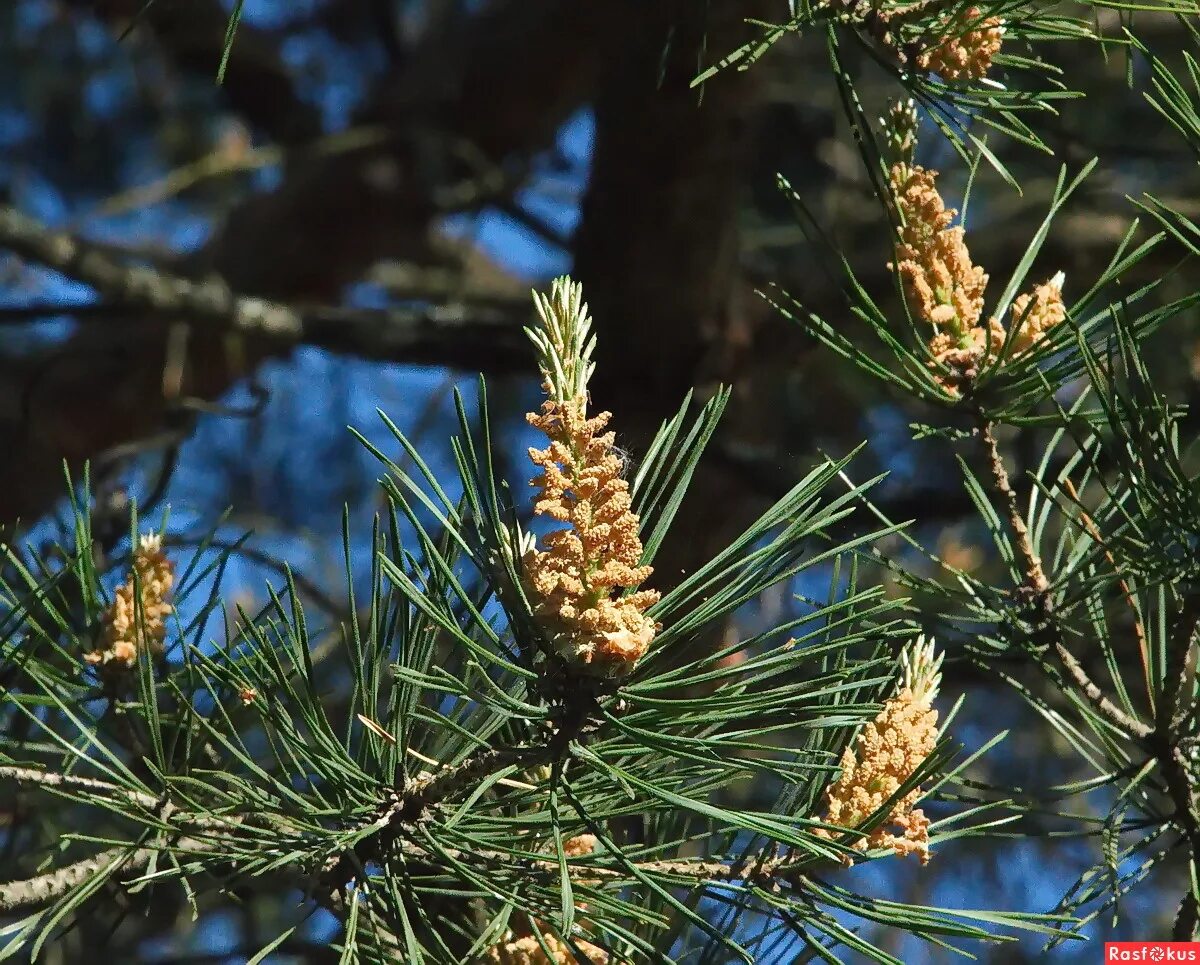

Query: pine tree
[4,1,1200,962]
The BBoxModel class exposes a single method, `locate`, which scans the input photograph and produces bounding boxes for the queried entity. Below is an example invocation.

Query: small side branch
[0,766,158,808]
[978,415,1200,937]
[403,743,558,817]
[1053,641,1153,742]
[979,419,1048,593]
[0,846,152,914]
[321,740,560,891]
[978,417,1152,740]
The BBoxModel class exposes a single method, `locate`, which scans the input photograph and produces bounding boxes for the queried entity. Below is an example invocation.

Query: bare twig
[980,420,1048,593]
[80,127,392,225]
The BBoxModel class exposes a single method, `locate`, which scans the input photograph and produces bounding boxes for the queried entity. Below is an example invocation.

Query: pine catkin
[1003,272,1066,355]
[485,835,608,965]
[817,637,942,865]
[522,278,659,676]
[884,136,1066,392]
[84,533,174,669]
[916,7,1004,82]
[890,162,989,338]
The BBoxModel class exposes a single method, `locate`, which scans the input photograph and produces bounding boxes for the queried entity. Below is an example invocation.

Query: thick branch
[1158,733,1200,939]
[0,206,527,369]
[1,0,608,529]
[1159,596,1200,939]
[1161,595,1200,733]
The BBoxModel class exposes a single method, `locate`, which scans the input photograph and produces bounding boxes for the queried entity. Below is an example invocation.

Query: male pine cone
[521,277,659,676]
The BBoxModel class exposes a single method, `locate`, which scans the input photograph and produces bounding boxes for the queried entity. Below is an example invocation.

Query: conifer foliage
[4,0,1200,962]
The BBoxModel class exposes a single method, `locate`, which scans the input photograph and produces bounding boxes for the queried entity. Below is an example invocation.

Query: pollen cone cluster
[917,7,1004,81]
[85,533,175,669]
[889,160,990,393]
[890,161,989,337]
[886,133,1067,393]
[1001,271,1067,355]
[485,835,608,965]
[817,637,942,865]
[522,277,659,676]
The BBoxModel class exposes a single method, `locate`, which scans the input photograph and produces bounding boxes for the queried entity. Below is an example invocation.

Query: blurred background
[1,0,1198,960]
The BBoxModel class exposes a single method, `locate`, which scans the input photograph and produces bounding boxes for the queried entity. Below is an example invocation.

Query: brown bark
[576,0,776,592]
[0,0,613,528]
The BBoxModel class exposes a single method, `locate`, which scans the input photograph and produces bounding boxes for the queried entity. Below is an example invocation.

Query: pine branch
[0,804,246,915]
[404,744,559,817]
[0,844,154,914]
[0,205,528,369]
[0,762,827,917]
[0,768,260,914]
[977,415,1154,741]
[979,419,1049,594]
[977,415,1200,939]
[0,766,158,808]
[320,740,561,890]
